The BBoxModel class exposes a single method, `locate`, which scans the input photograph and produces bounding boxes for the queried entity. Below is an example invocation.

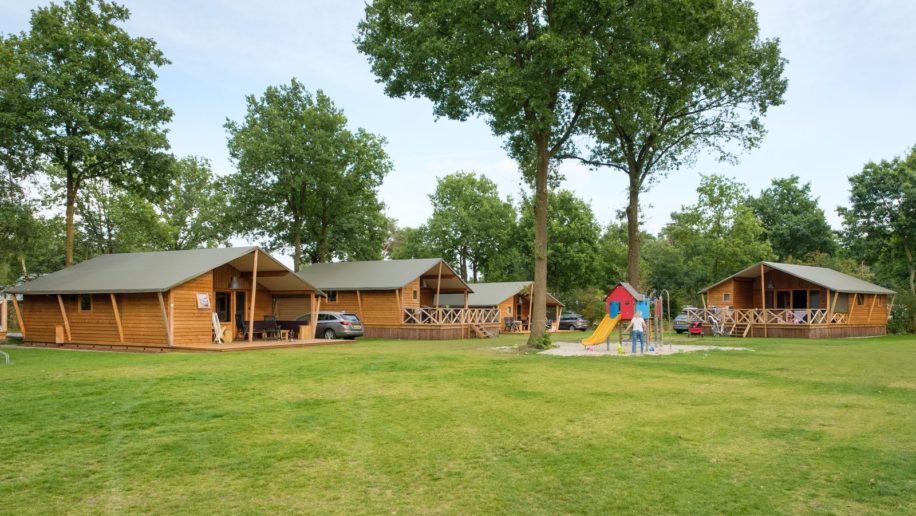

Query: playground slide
[581,314,622,347]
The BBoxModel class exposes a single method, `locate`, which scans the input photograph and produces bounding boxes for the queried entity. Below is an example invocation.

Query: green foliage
[575,0,787,288]
[749,176,836,261]
[426,172,516,281]
[516,190,601,299]
[387,226,436,261]
[887,294,915,334]
[226,80,391,269]
[839,146,916,295]
[664,174,774,297]
[6,0,174,265]
[155,156,231,250]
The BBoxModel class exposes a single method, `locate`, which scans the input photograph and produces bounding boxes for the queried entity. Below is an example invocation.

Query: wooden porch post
[356,290,364,320]
[1,297,6,332]
[313,296,322,338]
[827,288,833,323]
[434,261,443,309]
[157,292,173,347]
[848,294,856,324]
[308,292,316,340]
[110,294,124,344]
[11,296,25,338]
[760,263,767,337]
[248,249,258,343]
[56,295,71,343]
[867,294,878,322]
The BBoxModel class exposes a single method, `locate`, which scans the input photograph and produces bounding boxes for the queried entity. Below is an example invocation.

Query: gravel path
[539,340,750,357]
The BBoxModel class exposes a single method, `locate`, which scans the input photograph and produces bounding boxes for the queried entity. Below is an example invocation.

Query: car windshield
[342,314,361,323]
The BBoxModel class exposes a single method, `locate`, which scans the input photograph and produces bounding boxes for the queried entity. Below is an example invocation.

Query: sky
[2,0,915,239]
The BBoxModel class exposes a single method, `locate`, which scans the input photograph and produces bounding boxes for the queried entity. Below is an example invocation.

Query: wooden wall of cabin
[170,272,214,345]
[401,279,421,309]
[497,298,514,320]
[320,290,403,326]
[21,293,169,346]
[845,293,888,325]
[751,270,827,311]
[275,296,311,320]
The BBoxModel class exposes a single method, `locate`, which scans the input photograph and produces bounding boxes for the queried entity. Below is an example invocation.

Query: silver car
[296,311,364,340]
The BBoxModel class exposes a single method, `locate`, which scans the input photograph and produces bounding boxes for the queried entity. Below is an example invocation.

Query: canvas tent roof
[297,258,472,292]
[437,281,564,307]
[700,261,896,295]
[5,247,322,295]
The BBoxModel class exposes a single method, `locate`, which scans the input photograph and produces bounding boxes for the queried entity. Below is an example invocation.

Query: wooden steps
[471,324,497,339]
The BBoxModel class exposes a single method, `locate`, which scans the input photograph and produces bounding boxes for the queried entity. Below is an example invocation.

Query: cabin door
[235,291,247,328]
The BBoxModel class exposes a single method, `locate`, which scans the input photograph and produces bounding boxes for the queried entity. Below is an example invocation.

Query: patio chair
[503,317,516,332]
[262,315,282,340]
[235,318,249,341]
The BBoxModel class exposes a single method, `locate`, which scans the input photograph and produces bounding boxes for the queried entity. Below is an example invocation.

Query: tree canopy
[5,0,174,265]
[226,80,391,270]
[749,175,835,261]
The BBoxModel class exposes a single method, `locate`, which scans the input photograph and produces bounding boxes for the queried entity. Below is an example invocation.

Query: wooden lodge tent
[5,247,326,351]
[296,258,499,339]
[692,261,896,338]
[438,281,564,332]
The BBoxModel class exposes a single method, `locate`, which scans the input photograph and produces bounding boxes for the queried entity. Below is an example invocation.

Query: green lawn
[1,334,914,514]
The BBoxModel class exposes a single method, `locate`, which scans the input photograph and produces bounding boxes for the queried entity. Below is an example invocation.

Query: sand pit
[540,340,750,357]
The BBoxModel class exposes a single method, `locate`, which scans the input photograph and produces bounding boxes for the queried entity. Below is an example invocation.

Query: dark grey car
[558,313,589,331]
[297,311,364,340]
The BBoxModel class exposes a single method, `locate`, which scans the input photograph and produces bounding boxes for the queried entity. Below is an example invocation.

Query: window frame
[78,294,93,313]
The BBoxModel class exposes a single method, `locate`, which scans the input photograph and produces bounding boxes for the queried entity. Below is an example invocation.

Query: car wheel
[323,328,336,339]
[675,329,685,334]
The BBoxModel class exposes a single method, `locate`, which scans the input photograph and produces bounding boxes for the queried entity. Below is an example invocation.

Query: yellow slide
[581,314,622,347]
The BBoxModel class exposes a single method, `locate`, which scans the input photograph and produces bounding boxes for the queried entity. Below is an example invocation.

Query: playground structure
[581,282,666,352]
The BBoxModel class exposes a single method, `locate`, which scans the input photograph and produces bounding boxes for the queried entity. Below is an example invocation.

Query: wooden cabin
[692,261,895,338]
[5,247,327,351]
[296,258,496,339]
[438,281,564,333]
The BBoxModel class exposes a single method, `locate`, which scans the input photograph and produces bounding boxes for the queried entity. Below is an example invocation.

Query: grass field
[1,334,914,514]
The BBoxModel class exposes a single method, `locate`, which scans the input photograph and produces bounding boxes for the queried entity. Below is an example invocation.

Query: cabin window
[215,292,230,322]
[775,291,791,309]
[327,290,337,302]
[792,290,808,309]
[507,305,512,315]
[856,294,865,305]
[412,289,418,300]
[78,294,92,312]
[809,291,821,309]
[723,293,731,303]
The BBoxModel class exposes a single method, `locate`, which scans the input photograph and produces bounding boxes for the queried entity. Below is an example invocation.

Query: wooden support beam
[847,294,856,324]
[395,289,402,313]
[240,271,287,278]
[830,290,840,315]
[1,297,7,332]
[308,292,316,340]
[356,290,364,320]
[888,294,896,321]
[867,293,878,321]
[827,288,832,323]
[110,293,124,344]
[157,292,173,347]
[11,296,25,338]
[248,249,259,343]
[313,296,322,339]
[434,261,443,309]
[760,263,767,337]
[462,290,469,325]
[56,295,71,343]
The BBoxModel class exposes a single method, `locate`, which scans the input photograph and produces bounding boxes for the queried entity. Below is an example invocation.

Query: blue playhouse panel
[634,300,650,318]
[609,301,621,318]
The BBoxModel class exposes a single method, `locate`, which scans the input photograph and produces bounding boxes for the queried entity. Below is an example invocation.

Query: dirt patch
[540,340,750,357]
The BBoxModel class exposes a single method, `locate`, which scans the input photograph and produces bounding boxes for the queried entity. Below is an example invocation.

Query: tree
[569,0,786,289]
[154,156,231,250]
[839,146,916,294]
[749,176,835,261]
[226,80,391,270]
[664,175,773,292]
[517,190,601,299]
[357,1,614,347]
[426,172,516,281]
[8,0,174,265]
[72,178,163,257]
[388,226,436,260]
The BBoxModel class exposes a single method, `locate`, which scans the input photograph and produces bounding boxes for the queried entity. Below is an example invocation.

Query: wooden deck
[173,338,354,352]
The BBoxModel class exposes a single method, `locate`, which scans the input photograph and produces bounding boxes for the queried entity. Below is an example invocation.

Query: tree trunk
[625,169,641,290]
[527,134,550,347]
[906,246,915,295]
[292,223,302,272]
[459,251,468,281]
[64,173,77,267]
[19,254,28,279]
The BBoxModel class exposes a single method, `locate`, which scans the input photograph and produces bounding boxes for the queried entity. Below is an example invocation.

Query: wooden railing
[403,307,500,326]
[685,308,846,327]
